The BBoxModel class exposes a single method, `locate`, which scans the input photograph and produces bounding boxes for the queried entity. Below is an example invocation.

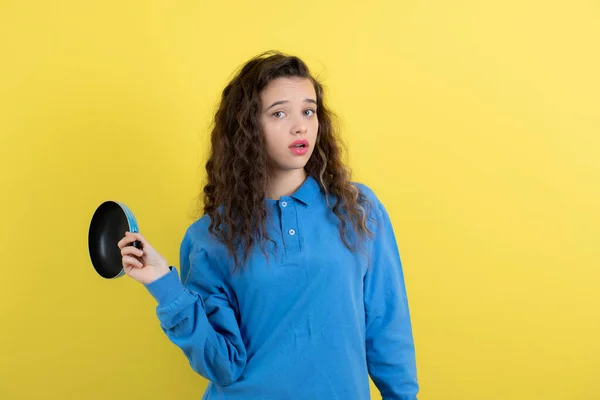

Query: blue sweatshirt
[144,176,419,399]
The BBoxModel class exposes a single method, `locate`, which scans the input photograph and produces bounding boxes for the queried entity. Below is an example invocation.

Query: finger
[117,234,138,249]
[122,255,143,269]
[124,232,150,249]
[121,245,143,257]
[123,255,142,268]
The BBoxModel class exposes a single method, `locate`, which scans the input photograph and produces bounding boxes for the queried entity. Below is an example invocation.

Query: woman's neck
[266,168,308,200]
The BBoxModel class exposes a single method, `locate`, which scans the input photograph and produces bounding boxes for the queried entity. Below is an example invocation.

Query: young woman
[118,51,419,399]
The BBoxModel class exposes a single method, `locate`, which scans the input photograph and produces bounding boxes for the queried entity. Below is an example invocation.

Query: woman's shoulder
[350,181,378,201]
[347,181,390,226]
[179,213,234,272]
[349,181,386,211]
[181,213,217,248]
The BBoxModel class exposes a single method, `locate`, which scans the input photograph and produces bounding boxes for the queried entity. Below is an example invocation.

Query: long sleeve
[364,201,419,400]
[144,229,247,386]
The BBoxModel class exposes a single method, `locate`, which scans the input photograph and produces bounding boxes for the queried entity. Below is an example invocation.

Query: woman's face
[259,77,319,174]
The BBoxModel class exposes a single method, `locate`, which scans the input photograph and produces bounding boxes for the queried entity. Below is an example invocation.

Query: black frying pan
[88,200,141,279]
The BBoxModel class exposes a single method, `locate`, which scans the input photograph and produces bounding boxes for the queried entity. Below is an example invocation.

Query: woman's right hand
[118,231,171,284]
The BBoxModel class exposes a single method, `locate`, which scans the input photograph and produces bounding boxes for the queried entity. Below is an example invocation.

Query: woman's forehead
[261,77,315,98]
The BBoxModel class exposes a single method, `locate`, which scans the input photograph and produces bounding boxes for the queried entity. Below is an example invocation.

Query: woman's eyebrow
[266,98,317,111]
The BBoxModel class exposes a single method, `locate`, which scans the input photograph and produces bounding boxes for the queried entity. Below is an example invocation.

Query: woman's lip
[290,146,309,155]
[289,140,309,148]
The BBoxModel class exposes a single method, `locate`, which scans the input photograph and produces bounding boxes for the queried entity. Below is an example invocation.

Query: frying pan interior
[88,201,140,279]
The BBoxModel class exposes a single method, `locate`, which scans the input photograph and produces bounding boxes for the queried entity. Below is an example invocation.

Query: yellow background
[1,1,598,399]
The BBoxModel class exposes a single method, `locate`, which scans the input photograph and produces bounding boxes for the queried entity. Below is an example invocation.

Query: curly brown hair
[198,50,374,270]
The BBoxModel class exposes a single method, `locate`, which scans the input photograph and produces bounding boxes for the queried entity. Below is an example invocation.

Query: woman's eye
[304,109,316,117]
[273,111,286,118]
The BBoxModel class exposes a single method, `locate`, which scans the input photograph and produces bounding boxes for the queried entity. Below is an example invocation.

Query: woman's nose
[290,119,308,135]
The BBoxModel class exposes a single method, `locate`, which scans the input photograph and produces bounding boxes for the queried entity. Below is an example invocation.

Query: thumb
[126,231,151,249]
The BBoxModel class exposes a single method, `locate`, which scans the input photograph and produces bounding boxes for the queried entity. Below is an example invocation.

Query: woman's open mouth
[289,139,309,155]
